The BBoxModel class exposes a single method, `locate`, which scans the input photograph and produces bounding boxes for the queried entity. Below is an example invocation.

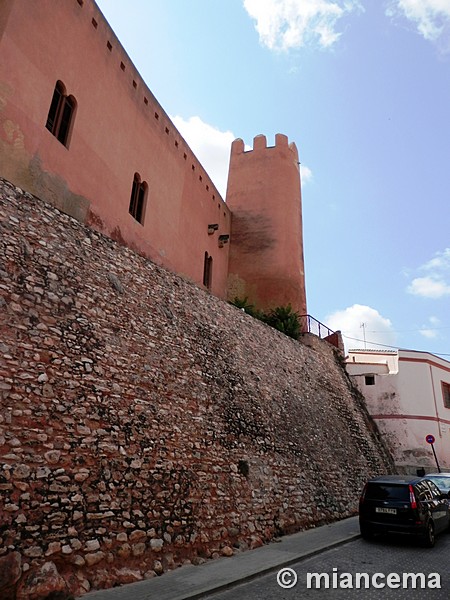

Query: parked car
[424,473,450,495]
[359,475,450,547]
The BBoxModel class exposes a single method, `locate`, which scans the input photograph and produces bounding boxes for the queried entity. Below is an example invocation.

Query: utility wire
[342,333,450,357]
[343,334,400,350]
[366,325,450,334]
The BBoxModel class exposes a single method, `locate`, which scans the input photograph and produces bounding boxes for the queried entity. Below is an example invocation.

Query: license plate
[375,507,397,514]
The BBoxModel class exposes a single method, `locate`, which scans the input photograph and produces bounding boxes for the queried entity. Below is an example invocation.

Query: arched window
[203,252,213,290]
[46,81,76,147]
[129,173,147,224]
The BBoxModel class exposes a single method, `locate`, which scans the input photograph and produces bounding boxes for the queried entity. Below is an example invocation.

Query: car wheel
[422,521,435,548]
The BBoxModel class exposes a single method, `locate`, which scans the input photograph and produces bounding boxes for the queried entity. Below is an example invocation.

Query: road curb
[169,533,361,600]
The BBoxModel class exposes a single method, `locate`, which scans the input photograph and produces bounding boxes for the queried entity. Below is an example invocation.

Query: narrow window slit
[128,173,147,225]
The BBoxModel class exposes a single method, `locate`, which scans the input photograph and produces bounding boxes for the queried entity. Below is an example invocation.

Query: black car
[424,473,450,495]
[359,475,450,547]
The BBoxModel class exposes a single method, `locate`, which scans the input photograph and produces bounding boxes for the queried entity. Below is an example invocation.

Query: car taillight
[360,483,368,503]
[409,484,417,509]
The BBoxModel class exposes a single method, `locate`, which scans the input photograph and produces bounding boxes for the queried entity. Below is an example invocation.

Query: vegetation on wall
[263,304,301,340]
[229,296,261,319]
[230,297,301,340]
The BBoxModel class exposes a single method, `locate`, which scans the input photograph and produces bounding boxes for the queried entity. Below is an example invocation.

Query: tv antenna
[360,322,367,349]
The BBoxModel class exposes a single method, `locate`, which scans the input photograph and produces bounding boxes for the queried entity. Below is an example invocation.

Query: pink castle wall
[0,0,231,298]
[1,0,310,319]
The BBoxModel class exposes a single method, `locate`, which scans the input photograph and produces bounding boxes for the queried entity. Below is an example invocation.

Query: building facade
[347,349,450,472]
[0,0,307,316]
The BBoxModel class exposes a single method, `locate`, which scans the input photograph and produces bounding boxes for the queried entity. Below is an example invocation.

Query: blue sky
[95,0,450,357]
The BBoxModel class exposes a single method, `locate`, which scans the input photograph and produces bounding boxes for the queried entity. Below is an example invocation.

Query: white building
[346,349,450,473]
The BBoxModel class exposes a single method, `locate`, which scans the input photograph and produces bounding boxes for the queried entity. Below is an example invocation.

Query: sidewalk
[83,516,360,600]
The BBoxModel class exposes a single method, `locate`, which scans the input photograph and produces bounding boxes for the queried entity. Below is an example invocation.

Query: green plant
[230,298,301,340]
[262,304,301,340]
[230,296,253,311]
[230,296,262,318]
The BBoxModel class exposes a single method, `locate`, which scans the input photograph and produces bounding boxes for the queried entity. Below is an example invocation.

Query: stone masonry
[0,177,393,598]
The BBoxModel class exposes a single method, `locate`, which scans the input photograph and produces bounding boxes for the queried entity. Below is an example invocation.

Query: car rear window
[366,483,410,501]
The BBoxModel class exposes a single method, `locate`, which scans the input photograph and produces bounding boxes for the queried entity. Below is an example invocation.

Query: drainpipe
[429,364,442,437]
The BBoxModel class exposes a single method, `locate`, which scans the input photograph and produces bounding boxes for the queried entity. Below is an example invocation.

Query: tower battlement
[231,133,299,164]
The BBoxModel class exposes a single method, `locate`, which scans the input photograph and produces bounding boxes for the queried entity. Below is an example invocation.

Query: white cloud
[421,247,450,271]
[325,304,397,352]
[243,0,363,51]
[407,276,450,299]
[387,0,450,45]
[420,316,441,339]
[171,115,236,197]
[300,164,313,183]
[407,248,450,298]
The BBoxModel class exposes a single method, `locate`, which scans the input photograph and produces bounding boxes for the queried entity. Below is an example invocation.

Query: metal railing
[299,314,335,340]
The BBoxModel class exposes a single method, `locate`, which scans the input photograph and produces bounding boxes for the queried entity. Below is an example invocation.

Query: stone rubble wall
[0,177,393,599]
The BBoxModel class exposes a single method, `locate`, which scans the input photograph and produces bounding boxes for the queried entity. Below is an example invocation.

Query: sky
[95,0,450,358]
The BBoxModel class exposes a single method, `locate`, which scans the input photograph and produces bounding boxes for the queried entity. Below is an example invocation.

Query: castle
[0,0,307,317]
[0,3,394,597]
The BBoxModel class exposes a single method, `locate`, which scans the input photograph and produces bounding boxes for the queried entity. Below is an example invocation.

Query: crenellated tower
[225,133,307,317]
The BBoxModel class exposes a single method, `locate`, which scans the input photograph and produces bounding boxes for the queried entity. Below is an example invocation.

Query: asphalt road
[204,533,450,599]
